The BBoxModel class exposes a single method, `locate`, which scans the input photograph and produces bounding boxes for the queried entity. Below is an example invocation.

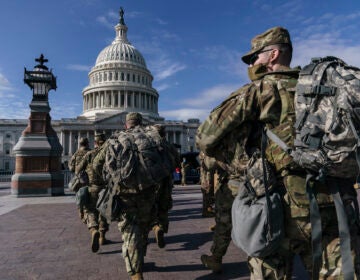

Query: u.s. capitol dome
[81,9,162,121]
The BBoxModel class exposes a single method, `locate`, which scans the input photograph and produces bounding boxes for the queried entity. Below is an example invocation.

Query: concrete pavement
[0,184,310,280]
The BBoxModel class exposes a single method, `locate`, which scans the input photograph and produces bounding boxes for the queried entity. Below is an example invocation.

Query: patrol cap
[242,26,292,65]
[126,112,142,123]
[94,133,106,143]
[79,137,89,146]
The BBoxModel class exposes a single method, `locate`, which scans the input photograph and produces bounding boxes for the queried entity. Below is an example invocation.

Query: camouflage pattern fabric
[210,171,239,259]
[116,187,156,276]
[249,175,360,280]
[292,56,360,178]
[68,146,90,172]
[82,188,109,232]
[197,66,360,279]
[152,175,173,233]
[102,125,173,194]
[199,153,215,214]
[76,147,108,231]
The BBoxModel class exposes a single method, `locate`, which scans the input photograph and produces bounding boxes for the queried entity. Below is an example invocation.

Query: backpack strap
[305,174,323,280]
[329,182,355,280]
[261,128,280,241]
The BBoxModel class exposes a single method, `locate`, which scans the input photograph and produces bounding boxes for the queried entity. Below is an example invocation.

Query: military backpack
[102,125,174,194]
[266,56,360,280]
[267,56,360,179]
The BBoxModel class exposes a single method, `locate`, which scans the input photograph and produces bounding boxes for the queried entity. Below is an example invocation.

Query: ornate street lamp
[11,54,64,197]
[24,54,57,101]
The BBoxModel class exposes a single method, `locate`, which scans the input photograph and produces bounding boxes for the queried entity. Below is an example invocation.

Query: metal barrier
[0,171,14,182]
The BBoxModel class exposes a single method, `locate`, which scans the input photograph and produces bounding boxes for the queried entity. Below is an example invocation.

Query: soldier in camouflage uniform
[68,137,91,218]
[109,112,157,280]
[197,122,253,273]
[197,26,360,279]
[75,133,109,253]
[199,151,215,217]
[68,137,90,173]
[151,124,180,249]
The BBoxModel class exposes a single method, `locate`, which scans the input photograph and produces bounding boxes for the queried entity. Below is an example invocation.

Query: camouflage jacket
[196,66,300,176]
[68,147,90,172]
[75,146,105,187]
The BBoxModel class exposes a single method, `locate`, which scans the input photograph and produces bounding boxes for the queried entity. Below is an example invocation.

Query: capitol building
[0,9,200,171]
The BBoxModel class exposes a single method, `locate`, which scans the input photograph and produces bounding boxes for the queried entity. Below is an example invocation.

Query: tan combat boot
[99,231,109,245]
[130,272,144,280]
[90,228,100,253]
[153,225,165,248]
[201,254,222,273]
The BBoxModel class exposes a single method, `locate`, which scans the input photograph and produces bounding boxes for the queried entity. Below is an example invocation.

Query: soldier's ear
[269,49,280,63]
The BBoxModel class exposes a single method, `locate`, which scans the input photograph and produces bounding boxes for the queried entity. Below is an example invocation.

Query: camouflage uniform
[152,124,180,248]
[96,112,158,279]
[76,137,109,242]
[117,187,156,276]
[197,26,360,279]
[197,119,253,272]
[68,145,90,172]
[199,152,215,217]
[68,138,91,218]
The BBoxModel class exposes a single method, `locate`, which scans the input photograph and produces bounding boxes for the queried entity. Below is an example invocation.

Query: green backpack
[103,125,173,194]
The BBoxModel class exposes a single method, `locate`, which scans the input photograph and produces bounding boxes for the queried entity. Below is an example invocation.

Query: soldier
[199,151,215,217]
[109,112,157,280]
[197,122,251,273]
[68,137,90,173]
[151,124,180,249]
[68,137,91,218]
[75,133,109,253]
[197,26,360,279]
[181,157,188,186]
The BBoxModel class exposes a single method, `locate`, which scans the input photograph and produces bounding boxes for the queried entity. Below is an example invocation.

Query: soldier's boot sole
[154,226,165,248]
[201,254,222,273]
[91,230,100,253]
[130,272,144,280]
[99,232,110,245]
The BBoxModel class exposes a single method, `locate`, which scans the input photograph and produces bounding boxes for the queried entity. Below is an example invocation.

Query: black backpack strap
[306,174,323,280]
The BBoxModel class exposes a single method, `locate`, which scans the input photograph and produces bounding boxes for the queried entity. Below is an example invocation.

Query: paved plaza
[0,183,312,280]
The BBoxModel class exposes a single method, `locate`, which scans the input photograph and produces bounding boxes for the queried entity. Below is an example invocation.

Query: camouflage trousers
[83,186,109,233]
[152,177,173,233]
[201,188,215,214]
[117,187,156,276]
[248,175,360,280]
[210,181,238,258]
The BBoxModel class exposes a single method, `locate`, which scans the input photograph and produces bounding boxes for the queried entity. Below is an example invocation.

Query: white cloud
[160,108,211,122]
[155,62,186,81]
[149,55,186,81]
[156,83,171,91]
[96,15,113,29]
[181,84,240,108]
[0,73,12,91]
[67,64,92,72]
[155,18,167,25]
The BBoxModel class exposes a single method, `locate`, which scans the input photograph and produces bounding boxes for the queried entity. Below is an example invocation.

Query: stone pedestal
[11,100,64,196]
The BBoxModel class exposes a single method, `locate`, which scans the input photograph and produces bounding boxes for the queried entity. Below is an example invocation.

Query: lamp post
[11,54,64,196]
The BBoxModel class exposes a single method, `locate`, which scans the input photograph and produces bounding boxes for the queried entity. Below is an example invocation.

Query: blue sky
[0,0,360,122]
